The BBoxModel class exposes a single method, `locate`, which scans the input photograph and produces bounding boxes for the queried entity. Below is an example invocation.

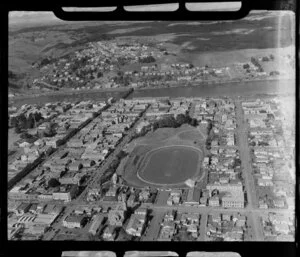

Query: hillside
[9,11,295,90]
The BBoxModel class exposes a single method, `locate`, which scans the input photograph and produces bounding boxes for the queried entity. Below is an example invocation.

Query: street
[75,105,150,204]
[42,100,291,241]
[235,100,257,210]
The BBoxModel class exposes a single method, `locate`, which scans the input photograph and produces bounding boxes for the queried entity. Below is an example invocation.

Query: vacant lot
[138,146,202,185]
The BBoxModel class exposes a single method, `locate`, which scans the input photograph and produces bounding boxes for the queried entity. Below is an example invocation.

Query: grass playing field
[123,125,206,188]
[137,145,202,185]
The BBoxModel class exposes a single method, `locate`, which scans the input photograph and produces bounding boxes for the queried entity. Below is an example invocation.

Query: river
[128,79,295,99]
[10,79,295,107]
[10,88,132,107]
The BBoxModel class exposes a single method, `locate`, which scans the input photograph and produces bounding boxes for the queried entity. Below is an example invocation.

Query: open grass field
[138,145,202,185]
[131,124,206,147]
[189,46,294,68]
[177,129,204,141]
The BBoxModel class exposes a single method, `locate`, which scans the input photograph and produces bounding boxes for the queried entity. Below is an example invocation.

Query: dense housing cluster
[242,98,295,210]
[7,96,295,241]
[206,213,248,241]
[24,39,289,94]
[260,212,294,241]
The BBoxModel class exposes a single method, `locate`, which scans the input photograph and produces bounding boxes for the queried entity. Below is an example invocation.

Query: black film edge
[52,1,251,21]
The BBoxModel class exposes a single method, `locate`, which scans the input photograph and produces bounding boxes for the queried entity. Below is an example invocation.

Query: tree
[123,77,130,87]
[270,71,280,76]
[44,122,56,137]
[117,150,128,160]
[262,56,269,62]
[40,58,51,67]
[189,118,198,127]
[157,116,178,128]
[26,115,35,129]
[117,57,127,66]
[48,178,60,188]
[250,57,264,72]
[243,63,250,69]
[249,141,256,147]
[14,113,29,131]
[205,138,212,150]
[14,126,22,134]
[20,132,33,140]
[176,113,190,125]
[8,70,17,79]
[138,56,156,63]
[152,121,159,130]
[10,116,18,127]
[206,120,213,135]
[17,113,27,128]
[34,112,43,123]
[233,158,242,167]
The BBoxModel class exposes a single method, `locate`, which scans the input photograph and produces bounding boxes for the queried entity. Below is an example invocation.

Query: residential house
[209,196,220,207]
[184,188,200,206]
[63,214,86,229]
[102,226,116,241]
[52,184,78,202]
[108,209,125,227]
[15,203,31,216]
[88,214,105,235]
[125,212,146,237]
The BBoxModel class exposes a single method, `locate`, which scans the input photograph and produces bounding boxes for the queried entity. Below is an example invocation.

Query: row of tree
[205,120,214,150]
[8,154,45,190]
[99,150,129,185]
[113,74,131,86]
[152,113,198,130]
[131,113,198,141]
